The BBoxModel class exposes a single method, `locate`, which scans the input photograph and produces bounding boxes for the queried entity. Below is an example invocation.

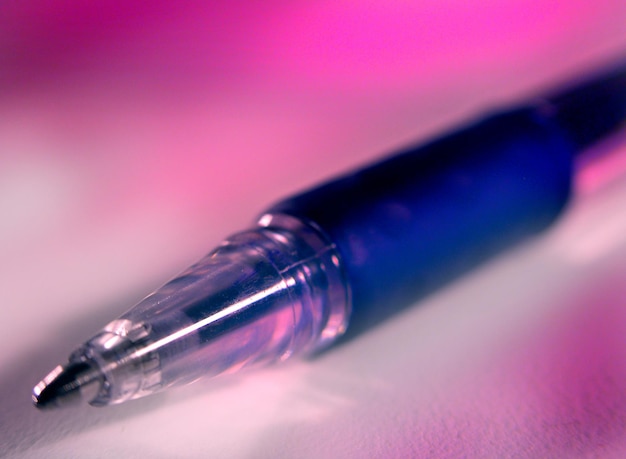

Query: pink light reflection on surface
[576,134,626,195]
[261,0,625,91]
[463,269,626,457]
[2,0,625,96]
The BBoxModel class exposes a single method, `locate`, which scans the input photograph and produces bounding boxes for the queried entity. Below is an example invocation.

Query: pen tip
[32,361,102,410]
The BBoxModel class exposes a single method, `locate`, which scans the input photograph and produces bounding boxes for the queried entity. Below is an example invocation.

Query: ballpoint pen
[33,63,626,409]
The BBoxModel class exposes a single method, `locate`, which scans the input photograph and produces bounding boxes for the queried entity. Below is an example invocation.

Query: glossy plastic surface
[269,107,575,337]
[66,215,349,405]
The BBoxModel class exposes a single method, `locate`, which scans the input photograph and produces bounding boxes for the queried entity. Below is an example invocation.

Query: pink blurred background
[1,1,626,457]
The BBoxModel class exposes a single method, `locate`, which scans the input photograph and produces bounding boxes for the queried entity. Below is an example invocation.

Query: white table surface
[2,2,626,457]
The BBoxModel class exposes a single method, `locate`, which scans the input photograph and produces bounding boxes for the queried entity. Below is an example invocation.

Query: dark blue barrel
[267,107,575,337]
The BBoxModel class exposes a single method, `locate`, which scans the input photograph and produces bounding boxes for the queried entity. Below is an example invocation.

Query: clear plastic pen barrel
[67,214,350,406]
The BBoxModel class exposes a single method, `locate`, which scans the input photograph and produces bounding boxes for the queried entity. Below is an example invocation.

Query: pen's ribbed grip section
[267,108,574,338]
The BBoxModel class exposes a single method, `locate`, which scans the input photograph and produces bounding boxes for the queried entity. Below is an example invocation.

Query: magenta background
[1,2,626,457]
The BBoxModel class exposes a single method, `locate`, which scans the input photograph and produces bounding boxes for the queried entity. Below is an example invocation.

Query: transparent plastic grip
[68,214,350,405]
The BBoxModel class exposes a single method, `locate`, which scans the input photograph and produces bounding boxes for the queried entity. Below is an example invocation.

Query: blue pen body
[34,64,625,408]
[269,107,575,335]
[33,64,626,408]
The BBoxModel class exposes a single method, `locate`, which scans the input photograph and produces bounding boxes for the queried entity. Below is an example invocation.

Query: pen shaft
[32,63,626,408]
[269,106,574,336]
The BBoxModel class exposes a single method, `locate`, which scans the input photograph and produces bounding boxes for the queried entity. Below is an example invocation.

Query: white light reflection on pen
[131,280,289,359]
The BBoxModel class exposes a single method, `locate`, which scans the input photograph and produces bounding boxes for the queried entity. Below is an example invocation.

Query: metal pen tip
[33,361,103,409]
